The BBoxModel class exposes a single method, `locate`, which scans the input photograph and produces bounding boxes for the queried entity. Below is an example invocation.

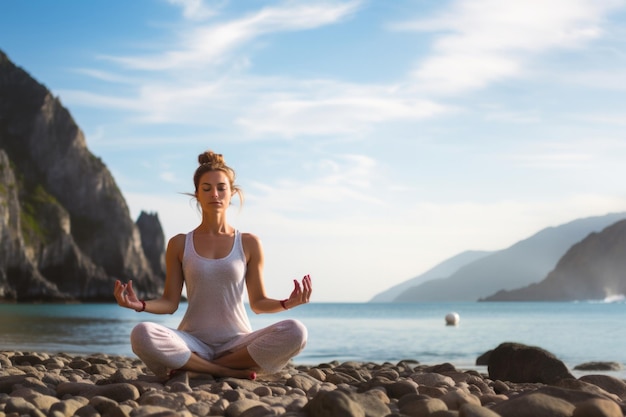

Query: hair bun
[198,151,225,167]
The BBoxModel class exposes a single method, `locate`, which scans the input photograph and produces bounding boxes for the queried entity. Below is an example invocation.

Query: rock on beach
[1,343,625,417]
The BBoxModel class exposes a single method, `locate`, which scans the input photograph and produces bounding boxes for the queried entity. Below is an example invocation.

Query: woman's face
[196,170,232,212]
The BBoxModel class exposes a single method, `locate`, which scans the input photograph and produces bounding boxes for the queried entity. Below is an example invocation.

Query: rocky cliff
[481,219,626,301]
[0,50,165,301]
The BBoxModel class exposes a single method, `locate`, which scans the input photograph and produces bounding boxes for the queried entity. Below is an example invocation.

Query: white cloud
[61,74,449,137]
[63,2,424,137]
[62,0,624,141]
[71,68,138,84]
[237,82,449,137]
[392,0,623,94]
[245,153,386,214]
[101,1,361,71]
[57,90,142,112]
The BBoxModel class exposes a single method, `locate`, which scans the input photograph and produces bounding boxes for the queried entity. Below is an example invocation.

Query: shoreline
[3,345,626,381]
[2,349,625,417]
[4,302,626,371]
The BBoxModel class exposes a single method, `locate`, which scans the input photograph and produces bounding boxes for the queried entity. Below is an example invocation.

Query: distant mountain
[0,50,165,301]
[482,219,626,301]
[369,250,491,302]
[393,212,626,302]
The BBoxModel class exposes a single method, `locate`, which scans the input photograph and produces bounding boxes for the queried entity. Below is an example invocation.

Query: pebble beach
[1,347,626,417]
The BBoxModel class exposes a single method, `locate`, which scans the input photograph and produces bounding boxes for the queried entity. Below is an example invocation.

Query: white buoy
[445,312,460,326]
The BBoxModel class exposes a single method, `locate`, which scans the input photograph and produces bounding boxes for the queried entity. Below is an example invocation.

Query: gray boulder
[487,342,574,384]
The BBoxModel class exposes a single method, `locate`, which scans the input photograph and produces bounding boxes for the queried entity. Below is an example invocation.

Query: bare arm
[114,234,186,314]
[243,233,312,314]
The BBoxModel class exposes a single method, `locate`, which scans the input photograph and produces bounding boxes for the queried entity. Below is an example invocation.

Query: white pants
[130,319,307,378]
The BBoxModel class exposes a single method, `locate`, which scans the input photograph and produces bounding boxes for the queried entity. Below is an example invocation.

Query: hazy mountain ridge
[482,219,626,301]
[373,212,626,302]
[369,250,491,302]
[0,50,166,301]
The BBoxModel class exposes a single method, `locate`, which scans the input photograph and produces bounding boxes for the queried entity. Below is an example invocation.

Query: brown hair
[193,150,243,205]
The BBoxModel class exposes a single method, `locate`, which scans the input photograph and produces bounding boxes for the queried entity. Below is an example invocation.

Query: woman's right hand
[286,274,312,308]
[114,280,143,311]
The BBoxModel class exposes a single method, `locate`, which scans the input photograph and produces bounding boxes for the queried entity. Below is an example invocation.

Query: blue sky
[2,0,626,302]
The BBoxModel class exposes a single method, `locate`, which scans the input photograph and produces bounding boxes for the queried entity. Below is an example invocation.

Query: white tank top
[177,229,252,347]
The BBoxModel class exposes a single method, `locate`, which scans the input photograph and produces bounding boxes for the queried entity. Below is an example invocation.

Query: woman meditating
[114,150,312,380]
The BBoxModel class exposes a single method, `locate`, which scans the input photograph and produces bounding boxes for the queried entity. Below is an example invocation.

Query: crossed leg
[177,346,258,379]
[131,320,305,381]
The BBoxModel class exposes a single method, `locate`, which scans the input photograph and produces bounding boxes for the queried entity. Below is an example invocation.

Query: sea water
[1,301,625,377]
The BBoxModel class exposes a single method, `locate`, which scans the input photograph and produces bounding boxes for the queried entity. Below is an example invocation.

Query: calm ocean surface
[1,301,625,377]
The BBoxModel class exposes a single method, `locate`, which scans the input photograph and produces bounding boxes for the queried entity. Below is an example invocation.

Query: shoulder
[167,233,187,251]
[241,232,262,248]
[241,232,263,256]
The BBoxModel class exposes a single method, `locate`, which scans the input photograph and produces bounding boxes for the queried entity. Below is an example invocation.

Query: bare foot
[178,352,257,380]
[173,364,256,380]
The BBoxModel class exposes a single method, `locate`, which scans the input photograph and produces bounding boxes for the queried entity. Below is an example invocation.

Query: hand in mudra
[114,280,143,311]
[287,274,312,307]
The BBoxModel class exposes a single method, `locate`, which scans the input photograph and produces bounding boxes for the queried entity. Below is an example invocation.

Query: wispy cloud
[246,153,386,214]
[100,1,361,71]
[71,68,138,84]
[57,90,142,112]
[63,75,448,135]
[66,1,416,136]
[393,0,623,94]
[237,81,449,137]
[63,0,624,143]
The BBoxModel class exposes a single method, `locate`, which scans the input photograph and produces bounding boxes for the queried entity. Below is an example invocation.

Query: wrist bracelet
[280,299,289,310]
[135,299,146,312]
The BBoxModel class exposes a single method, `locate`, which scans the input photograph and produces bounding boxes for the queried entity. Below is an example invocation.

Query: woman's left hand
[114,279,143,311]
[287,274,312,308]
